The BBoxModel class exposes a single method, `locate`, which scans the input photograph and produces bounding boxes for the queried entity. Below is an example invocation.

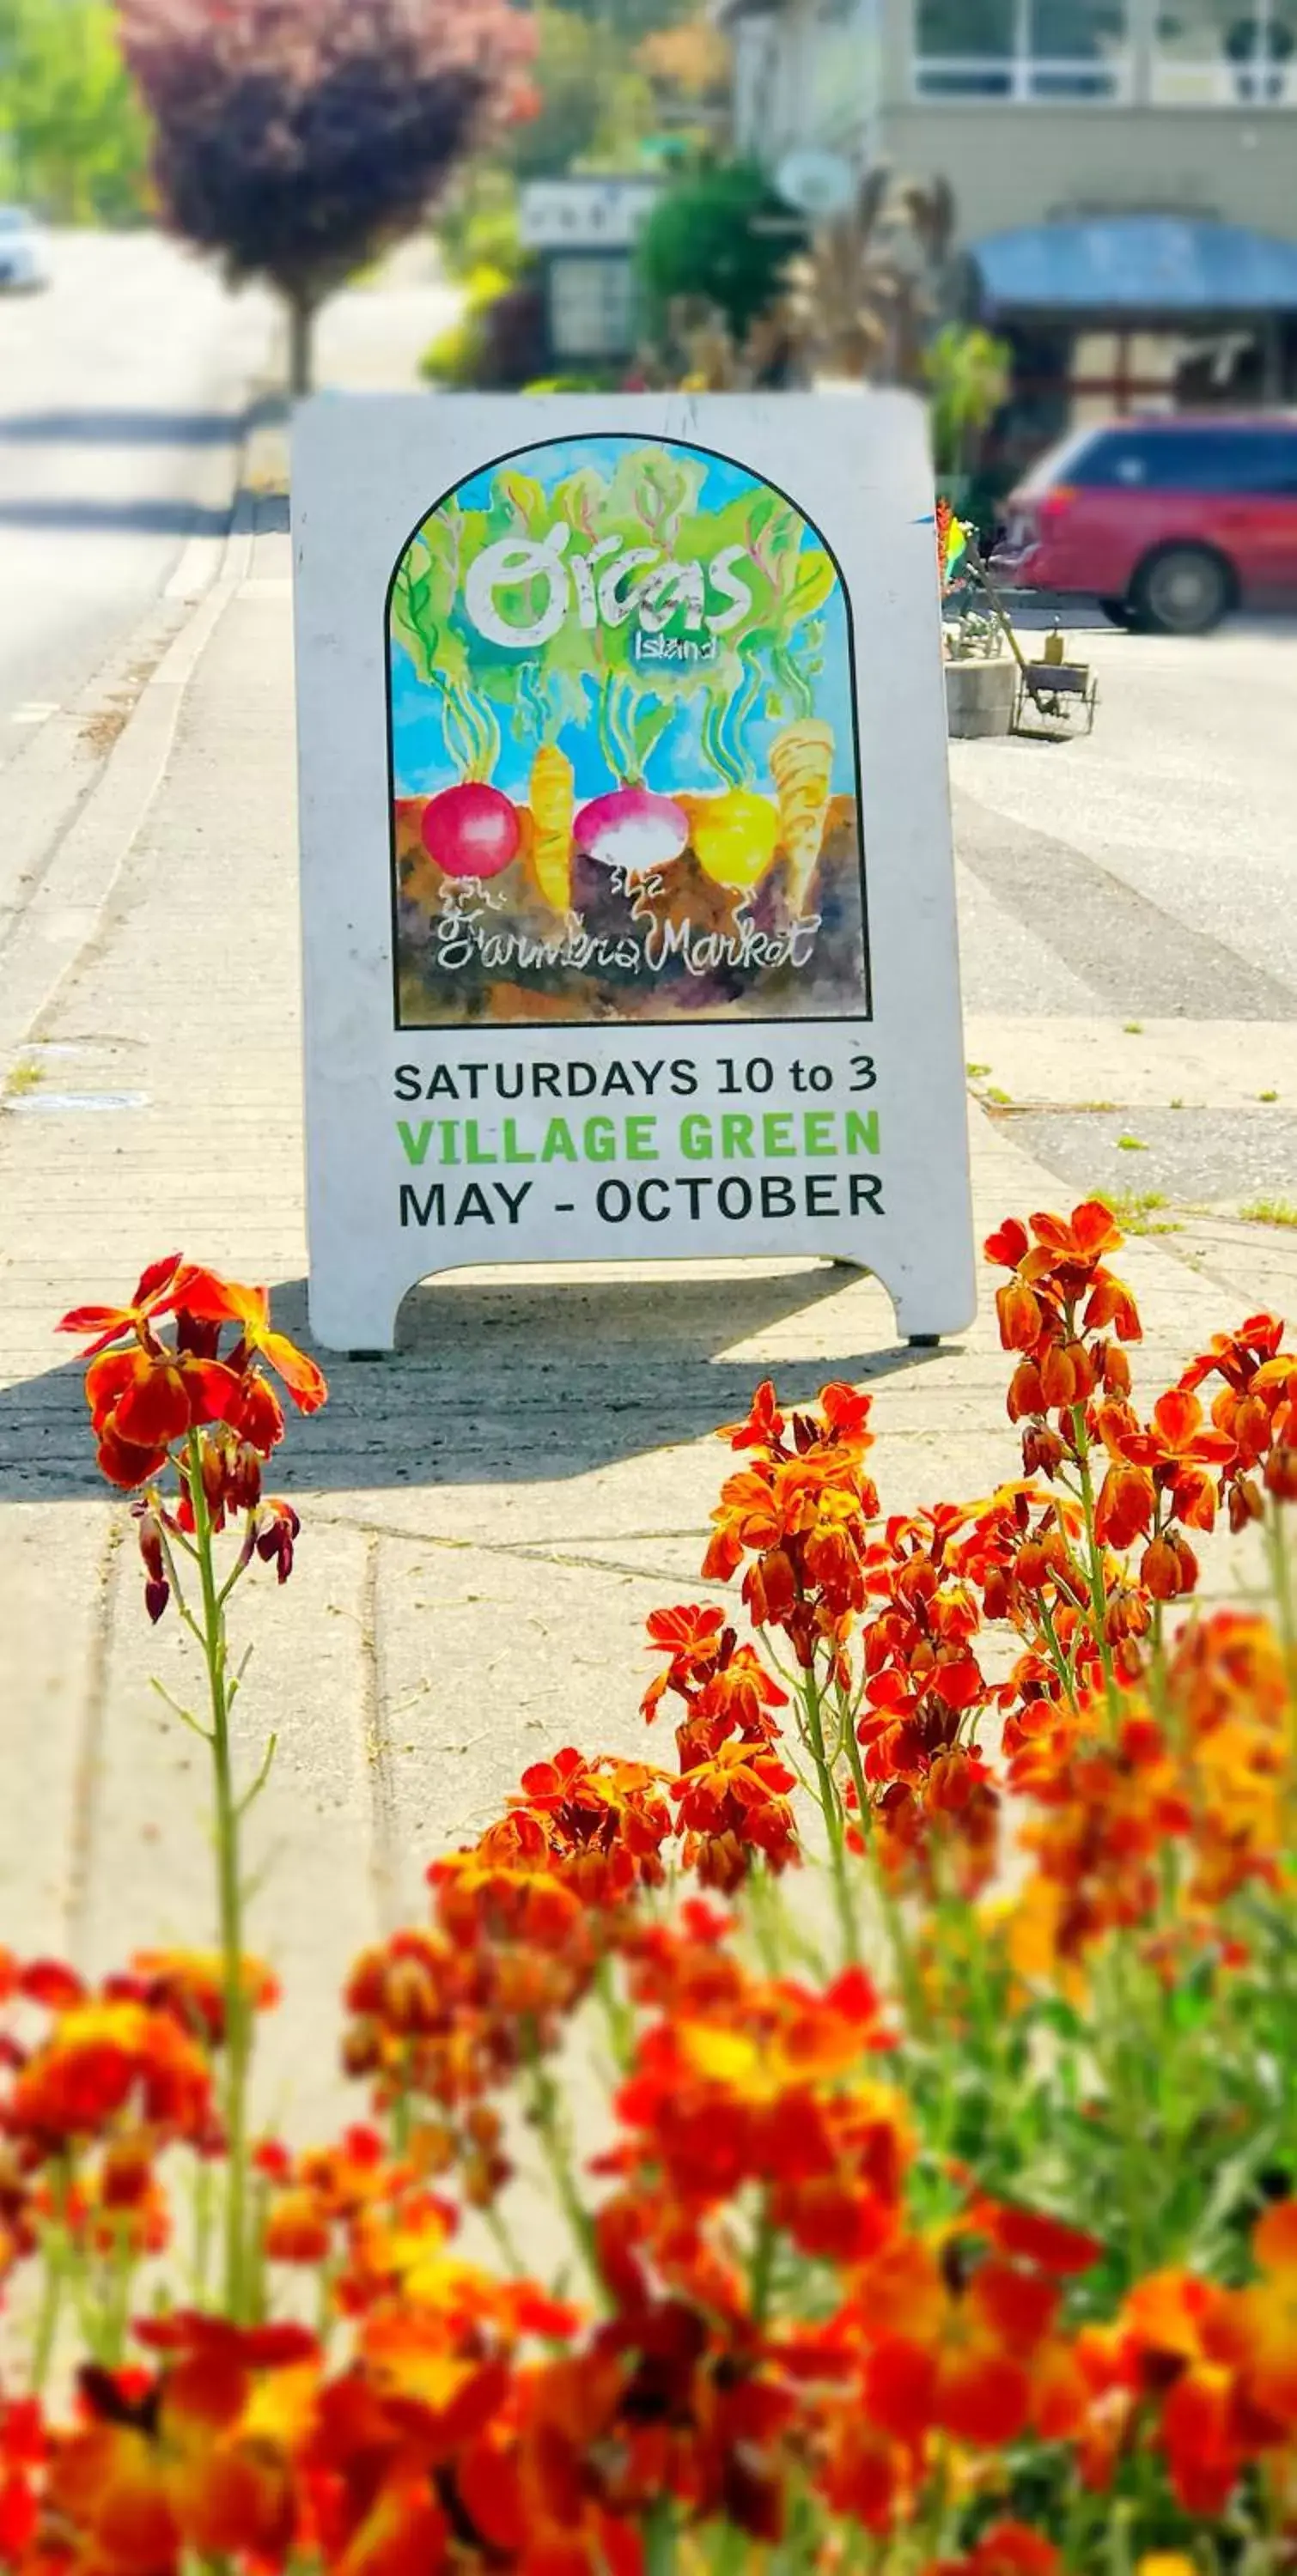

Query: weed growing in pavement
[1096,1189,1178,1236]
[7,1212,1297,2572]
[1123,1021,1143,1034]
[1259,1091,1280,1103]
[1116,1134,1148,1151]
[1241,1200,1297,1229]
[2,1060,41,1101]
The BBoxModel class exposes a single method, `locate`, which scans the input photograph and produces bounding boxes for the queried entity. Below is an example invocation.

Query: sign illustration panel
[293,394,975,1355]
[387,436,870,1029]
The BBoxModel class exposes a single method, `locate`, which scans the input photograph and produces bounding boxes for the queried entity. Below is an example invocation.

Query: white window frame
[1152,0,1297,106]
[912,0,1135,100]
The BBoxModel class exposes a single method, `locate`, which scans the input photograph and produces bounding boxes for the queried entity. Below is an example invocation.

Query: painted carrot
[770,720,835,912]
[529,746,575,914]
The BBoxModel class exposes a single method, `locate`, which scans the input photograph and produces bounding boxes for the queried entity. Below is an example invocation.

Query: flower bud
[996,1279,1043,1353]
[133,1504,170,1625]
[1022,1423,1066,1479]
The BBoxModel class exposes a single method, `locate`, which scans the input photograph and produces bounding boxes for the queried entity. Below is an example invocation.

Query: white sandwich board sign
[291,394,975,1352]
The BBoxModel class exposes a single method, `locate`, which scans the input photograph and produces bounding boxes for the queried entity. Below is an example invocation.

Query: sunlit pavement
[0,231,272,745]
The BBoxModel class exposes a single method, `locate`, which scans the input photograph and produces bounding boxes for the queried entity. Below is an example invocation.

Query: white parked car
[0,208,51,292]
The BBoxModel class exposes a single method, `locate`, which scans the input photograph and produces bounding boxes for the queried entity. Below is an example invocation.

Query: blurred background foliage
[0,0,149,222]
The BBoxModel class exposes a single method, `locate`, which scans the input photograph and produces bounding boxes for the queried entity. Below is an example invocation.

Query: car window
[1074,424,1297,495]
[1016,426,1108,495]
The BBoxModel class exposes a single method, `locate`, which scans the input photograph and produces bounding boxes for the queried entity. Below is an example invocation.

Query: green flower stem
[1038,1597,1081,1714]
[801,1665,859,1967]
[185,1432,253,2324]
[839,1696,928,2036]
[1267,1497,1297,1722]
[484,2202,527,2279]
[748,2200,776,2329]
[31,2167,69,2394]
[526,2036,603,2300]
[644,2495,677,2576]
[1069,1399,1120,1721]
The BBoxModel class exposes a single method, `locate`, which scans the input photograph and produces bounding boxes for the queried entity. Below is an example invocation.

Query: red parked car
[992,412,1297,634]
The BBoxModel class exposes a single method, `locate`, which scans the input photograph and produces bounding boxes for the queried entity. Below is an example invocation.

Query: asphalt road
[951,614,1297,1219]
[951,618,1297,1017]
[0,230,269,755]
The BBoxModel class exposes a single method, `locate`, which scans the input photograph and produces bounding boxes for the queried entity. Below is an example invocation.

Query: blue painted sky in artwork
[388,436,858,809]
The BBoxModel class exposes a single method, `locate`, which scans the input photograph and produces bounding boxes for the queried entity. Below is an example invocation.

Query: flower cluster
[10,1218,1297,2573]
[58,1255,324,1612]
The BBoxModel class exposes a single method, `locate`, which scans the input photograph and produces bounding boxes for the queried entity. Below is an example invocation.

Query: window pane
[1075,425,1297,489]
[551,258,630,360]
[1155,0,1297,99]
[916,0,1015,56]
[1030,0,1126,51]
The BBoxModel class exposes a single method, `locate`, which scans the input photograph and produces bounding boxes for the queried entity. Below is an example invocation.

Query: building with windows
[716,0,1297,466]
[719,1,1296,240]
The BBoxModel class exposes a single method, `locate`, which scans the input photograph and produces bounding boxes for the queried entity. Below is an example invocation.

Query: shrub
[926,321,1013,482]
[636,155,804,344]
[421,260,547,389]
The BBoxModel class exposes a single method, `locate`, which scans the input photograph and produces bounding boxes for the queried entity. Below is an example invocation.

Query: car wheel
[1098,596,1140,629]
[1130,545,1234,637]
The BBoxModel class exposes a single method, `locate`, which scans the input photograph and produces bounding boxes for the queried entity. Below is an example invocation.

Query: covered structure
[967,212,1297,476]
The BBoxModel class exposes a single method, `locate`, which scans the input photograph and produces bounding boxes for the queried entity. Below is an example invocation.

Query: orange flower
[130,1948,280,2049]
[859,2236,1062,2447]
[177,1269,327,1414]
[930,2521,1062,2576]
[613,1965,904,2257]
[84,1343,244,1488]
[1114,1388,1234,1530]
[702,1382,878,1664]
[514,1749,674,1901]
[57,1254,186,1359]
[49,2315,318,2568]
[9,2000,213,2150]
[1093,1460,1155,1549]
[669,1740,800,1889]
[1217,2197,1297,2433]
[983,1205,1142,1435]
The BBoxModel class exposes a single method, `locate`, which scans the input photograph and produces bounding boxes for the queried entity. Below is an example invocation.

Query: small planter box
[945,656,1015,739]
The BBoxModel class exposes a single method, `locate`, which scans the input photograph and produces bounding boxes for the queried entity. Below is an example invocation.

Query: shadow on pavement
[0,499,232,538]
[0,410,243,447]
[0,1267,951,1502]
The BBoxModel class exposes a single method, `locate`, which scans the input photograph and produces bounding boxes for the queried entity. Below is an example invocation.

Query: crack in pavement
[309,1510,722,1594]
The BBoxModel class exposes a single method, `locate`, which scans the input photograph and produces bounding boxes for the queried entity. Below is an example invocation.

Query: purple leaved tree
[118,0,535,393]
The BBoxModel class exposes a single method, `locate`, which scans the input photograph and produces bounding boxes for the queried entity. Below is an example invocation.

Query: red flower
[57,1254,186,1358]
[177,1271,327,1414]
[86,1344,242,1456]
[1114,1388,1234,1531]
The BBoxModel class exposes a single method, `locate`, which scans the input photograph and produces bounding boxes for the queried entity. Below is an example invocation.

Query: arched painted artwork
[387,434,871,1028]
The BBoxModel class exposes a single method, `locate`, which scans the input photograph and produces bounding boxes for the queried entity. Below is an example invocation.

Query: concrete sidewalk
[3,471,1296,2144]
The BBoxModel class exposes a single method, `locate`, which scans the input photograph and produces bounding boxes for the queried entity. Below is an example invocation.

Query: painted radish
[422,783,520,880]
[575,787,688,878]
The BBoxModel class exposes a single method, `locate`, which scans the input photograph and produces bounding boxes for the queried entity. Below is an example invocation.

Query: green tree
[560,0,697,33]
[119,0,530,395]
[636,159,802,344]
[0,0,149,222]
[505,3,655,179]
